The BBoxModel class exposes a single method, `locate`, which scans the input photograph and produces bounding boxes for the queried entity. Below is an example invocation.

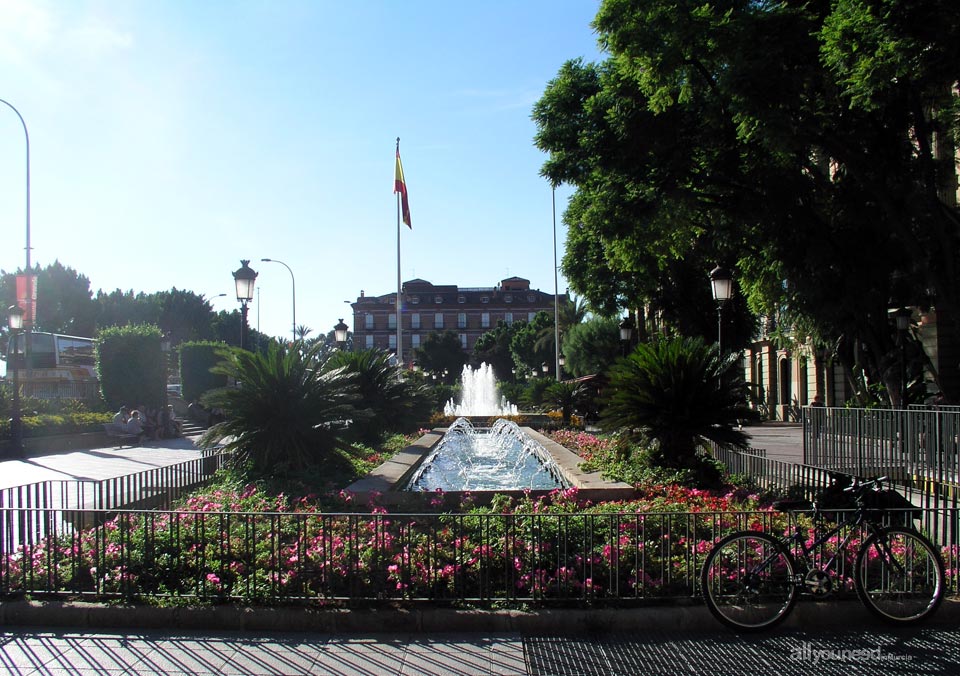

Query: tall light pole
[709,266,734,354]
[0,99,32,387]
[552,185,561,381]
[233,260,258,350]
[7,304,24,457]
[260,258,296,343]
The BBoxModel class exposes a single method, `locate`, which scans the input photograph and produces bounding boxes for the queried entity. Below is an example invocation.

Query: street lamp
[333,318,349,347]
[619,316,633,356]
[1,99,32,387]
[261,258,296,343]
[709,266,734,354]
[542,361,550,375]
[233,260,258,350]
[7,304,24,456]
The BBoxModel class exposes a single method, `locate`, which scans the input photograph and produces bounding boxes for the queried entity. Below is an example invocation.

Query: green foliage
[0,411,113,438]
[544,381,586,425]
[326,349,434,443]
[96,324,165,410]
[510,312,555,375]
[602,336,753,470]
[534,0,960,401]
[180,341,230,403]
[414,330,467,384]
[199,341,361,476]
[563,316,622,378]
[472,321,522,382]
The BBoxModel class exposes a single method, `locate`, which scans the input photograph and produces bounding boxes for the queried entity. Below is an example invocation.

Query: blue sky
[0,1,604,341]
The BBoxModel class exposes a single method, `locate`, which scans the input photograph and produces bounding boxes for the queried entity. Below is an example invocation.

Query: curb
[3,598,958,634]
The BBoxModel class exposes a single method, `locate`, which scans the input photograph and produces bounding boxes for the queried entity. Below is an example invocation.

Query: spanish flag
[395,146,411,229]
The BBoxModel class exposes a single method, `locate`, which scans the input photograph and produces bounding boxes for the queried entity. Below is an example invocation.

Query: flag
[15,274,37,327]
[395,148,411,228]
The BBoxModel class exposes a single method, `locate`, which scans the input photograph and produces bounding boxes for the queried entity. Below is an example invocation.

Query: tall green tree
[533,0,960,402]
[472,320,523,382]
[414,330,467,384]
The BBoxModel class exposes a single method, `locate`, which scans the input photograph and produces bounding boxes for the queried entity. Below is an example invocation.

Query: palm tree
[534,297,589,355]
[545,380,586,426]
[198,341,360,475]
[326,349,434,443]
[602,336,752,470]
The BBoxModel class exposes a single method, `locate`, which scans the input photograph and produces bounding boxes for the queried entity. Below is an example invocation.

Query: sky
[0,0,605,342]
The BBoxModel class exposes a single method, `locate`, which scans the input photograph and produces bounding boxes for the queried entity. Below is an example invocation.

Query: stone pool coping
[343,426,635,508]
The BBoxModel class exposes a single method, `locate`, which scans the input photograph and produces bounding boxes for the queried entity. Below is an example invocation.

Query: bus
[6,331,99,401]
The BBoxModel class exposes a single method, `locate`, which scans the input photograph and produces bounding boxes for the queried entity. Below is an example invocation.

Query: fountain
[443,363,518,417]
[406,418,568,491]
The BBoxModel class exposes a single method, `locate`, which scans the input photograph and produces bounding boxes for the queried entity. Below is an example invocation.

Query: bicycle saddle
[773,499,815,513]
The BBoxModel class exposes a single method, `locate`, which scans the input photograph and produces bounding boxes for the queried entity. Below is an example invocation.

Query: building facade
[350,277,563,365]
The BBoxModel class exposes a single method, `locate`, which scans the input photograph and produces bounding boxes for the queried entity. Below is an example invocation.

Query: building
[350,277,564,365]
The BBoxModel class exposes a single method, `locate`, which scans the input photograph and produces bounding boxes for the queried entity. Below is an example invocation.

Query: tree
[198,341,361,475]
[1,261,97,337]
[602,336,753,471]
[545,381,587,426]
[326,349,433,443]
[511,312,556,377]
[533,0,960,402]
[155,289,218,345]
[415,331,467,384]
[562,316,622,378]
[472,320,522,382]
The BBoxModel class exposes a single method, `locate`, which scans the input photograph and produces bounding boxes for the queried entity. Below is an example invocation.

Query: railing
[803,407,960,513]
[2,505,953,604]
[0,449,229,554]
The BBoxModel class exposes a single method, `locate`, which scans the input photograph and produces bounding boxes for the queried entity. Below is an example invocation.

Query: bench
[103,423,143,447]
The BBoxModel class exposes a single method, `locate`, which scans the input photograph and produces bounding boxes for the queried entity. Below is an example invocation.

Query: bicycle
[700,476,945,631]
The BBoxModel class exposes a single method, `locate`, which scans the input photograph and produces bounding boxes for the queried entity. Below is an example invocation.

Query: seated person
[112,406,129,426]
[125,410,145,438]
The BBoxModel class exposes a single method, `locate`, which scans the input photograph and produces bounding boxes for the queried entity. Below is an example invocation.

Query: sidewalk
[3,623,959,675]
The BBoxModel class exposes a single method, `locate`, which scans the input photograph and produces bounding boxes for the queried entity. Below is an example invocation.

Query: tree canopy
[534,0,960,400]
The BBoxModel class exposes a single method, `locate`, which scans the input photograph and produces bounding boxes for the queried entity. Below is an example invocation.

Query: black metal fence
[0,449,228,554]
[803,406,960,514]
[3,505,953,605]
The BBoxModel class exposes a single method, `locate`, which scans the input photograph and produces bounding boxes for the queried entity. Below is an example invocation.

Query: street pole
[261,258,296,343]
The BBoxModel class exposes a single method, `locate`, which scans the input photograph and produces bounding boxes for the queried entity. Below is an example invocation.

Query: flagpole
[396,137,403,375]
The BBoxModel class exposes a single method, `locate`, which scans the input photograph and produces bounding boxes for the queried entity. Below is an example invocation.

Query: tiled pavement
[2,625,960,675]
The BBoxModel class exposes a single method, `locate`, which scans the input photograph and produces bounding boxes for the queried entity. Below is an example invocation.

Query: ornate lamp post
[260,258,296,343]
[7,304,24,456]
[709,266,734,354]
[233,260,258,350]
[333,318,349,348]
[619,316,633,357]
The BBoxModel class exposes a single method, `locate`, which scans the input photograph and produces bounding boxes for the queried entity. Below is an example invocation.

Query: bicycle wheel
[701,531,798,631]
[855,526,945,624]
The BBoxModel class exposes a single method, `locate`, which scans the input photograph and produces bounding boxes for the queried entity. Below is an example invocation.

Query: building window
[481,312,490,328]
[528,312,536,322]
[388,314,397,329]
[365,335,373,349]
[458,295,466,304]
[505,312,513,326]
[435,295,443,304]
[435,313,444,329]
[365,313,374,330]
[481,297,489,304]
[459,333,467,349]
[389,334,397,349]
[458,313,467,329]
[504,294,512,303]
[411,334,421,348]
[527,294,535,302]
[411,313,420,329]
[410,296,420,305]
